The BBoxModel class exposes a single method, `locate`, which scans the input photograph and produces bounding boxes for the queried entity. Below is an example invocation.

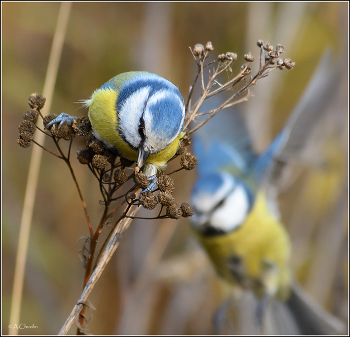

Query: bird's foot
[141,175,158,194]
[45,113,78,129]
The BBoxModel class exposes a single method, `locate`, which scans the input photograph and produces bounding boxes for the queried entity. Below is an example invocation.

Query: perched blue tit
[47,72,185,185]
[189,52,345,334]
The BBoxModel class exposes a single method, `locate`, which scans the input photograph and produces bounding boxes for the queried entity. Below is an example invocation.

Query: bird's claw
[141,175,158,194]
[45,113,77,129]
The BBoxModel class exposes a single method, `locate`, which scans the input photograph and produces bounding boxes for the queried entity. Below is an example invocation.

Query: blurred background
[2,2,348,335]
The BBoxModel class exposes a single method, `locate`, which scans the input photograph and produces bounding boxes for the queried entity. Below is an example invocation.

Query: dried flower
[43,114,57,129]
[28,93,46,110]
[226,52,237,61]
[244,52,255,62]
[193,44,205,56]
[205,41,214,51]
[158,191,175,206]
[166,203,182,219]
[139,192,158,210]
[77,148,94,164]
[19,120,36,135]
[134,172,150,189]
[181,203,194,217]
[257,40,264,47]
[263,41,273,52]
[92,154,108,170]
[158,174,175,193]
[72,117,91,137]
[283,58,295,70]
[180,134,192,146]
[180,152,198,170]
[17,137,32,148]
[51,123,75,140]
[114,169,129,185]
[23,109,39,124]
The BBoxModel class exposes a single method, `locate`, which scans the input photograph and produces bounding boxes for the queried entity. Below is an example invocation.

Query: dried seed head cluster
[28,93,46,110]
[18,94,45,148]
[114,169,129,185]
[92,154,109,170]
[72,117,91,137]
[244,52,255,62]
[134,172,151,189]
[134,170,194,220]
[218,52,237,63]
[158,173,175,193]
[139,192,158,210]
[51,123,75,140]
[77,148,94,165]
[180,152,198,170]
[158,191,175,206]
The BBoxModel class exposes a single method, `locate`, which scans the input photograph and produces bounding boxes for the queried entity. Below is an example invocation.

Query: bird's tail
[283,282,347,335]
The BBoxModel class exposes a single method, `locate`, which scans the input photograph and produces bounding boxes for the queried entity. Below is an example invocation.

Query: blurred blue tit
[189,52,345,334]
[46,72,185,187]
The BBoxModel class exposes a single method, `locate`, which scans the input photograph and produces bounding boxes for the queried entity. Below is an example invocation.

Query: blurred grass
[2,2,348,334]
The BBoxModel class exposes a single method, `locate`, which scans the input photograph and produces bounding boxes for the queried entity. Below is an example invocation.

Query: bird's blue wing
[191,95,257,177]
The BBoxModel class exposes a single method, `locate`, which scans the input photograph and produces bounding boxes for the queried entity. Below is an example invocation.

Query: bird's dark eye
[229,255,241,266]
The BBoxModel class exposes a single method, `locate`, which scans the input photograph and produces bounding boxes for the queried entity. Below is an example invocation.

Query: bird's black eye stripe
[138,115,146,140]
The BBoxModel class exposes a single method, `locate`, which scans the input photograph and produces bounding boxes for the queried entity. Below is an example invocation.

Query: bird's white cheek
[210,186,250,232]
[118,87,150,148]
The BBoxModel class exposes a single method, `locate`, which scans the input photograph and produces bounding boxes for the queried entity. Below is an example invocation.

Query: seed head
[72,117,91,137]
[17,137,32,148]
[181,203,194,218]
[77,148,94,164]
[86,132,106,154]
[244,52,255,62]
[180,152,198,170]
[180,134,192,146]
[28,93,46,110]
[92,154,109,170]
[158,174,175,193]
[23,109,39,124]
[158,191,175,206]
[263,41,273,52]
[43,114,57,129]
[205,41,214,51]
[226,52,237,61]
[51,123,75,140]
[114,169,129,185]
[134,172,150,189]
[257,40,264,47]
[139,192,158,210]
[19,120,36,135]
[193,44,205,56]
[166,203,182,219]
[283,58,295,70]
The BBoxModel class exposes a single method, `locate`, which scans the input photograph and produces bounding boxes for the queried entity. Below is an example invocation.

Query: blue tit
[46,71,185,187]
[189,52,345,334]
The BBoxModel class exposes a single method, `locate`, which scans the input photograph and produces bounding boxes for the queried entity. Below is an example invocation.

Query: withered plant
[17,40,294,334]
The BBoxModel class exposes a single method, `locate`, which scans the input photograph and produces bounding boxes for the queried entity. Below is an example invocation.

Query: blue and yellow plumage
[190,52,345,334]
[47,71,185,186]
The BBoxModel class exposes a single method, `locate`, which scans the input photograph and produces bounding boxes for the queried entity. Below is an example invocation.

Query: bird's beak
[137,146,150,170]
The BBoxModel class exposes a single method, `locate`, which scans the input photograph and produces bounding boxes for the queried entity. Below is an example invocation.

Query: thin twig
[59,203,140,335]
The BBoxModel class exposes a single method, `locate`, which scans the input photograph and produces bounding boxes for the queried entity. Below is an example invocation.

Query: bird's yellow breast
[194,192,291,300]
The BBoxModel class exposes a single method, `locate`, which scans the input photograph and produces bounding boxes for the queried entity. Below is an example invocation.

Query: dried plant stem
[59,203,140,335]
[9,3,72,334]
